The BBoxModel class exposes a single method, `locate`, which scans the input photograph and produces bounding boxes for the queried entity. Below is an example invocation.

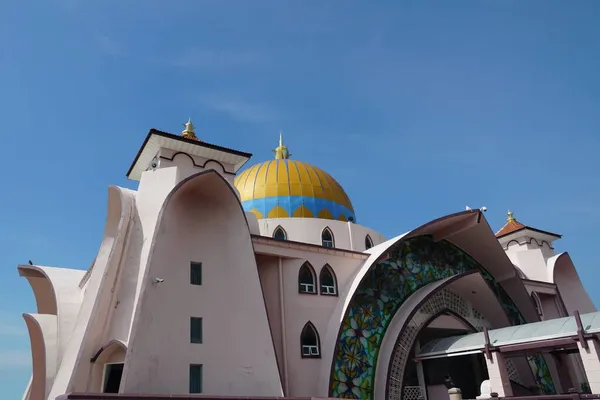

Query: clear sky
[1,1,599,398]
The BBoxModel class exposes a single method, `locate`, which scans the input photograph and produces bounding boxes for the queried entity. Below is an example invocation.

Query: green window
[190,317,203,344]
[189,364,203,393]
[190,262,202,285]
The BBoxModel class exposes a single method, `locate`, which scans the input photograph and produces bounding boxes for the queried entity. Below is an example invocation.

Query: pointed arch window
[365,235,374,250]
[298,262,317,294]
[300,322,321,358]
[319,264,337,296]
[321,227,334,248]
[273,226,287,241]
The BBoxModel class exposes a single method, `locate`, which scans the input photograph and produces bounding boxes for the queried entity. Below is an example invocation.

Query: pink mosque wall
[121,170,283,396]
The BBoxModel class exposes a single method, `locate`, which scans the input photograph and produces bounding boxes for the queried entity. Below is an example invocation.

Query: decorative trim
[159,152,235,175]
[504,237,555,250]
[126,129,252,178]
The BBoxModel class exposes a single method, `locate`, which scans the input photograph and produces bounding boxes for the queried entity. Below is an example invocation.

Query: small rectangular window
[190,262,202,285]
[102,363,124,393]
[189,364,203,394]
[190,317,203,344]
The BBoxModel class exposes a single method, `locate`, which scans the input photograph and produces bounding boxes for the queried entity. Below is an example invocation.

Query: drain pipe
[278,256,289,394]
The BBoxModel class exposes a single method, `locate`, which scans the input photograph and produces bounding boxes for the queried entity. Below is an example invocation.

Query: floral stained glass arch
[328,235,555,400]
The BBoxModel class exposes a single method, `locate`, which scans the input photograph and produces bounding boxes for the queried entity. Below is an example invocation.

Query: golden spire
[507,210,516,222]
[182,118,198,141]
[273,131,291,159]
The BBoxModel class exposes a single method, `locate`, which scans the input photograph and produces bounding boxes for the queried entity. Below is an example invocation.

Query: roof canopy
[417,311,600,360]
[127,129,252,181]
[495,210,561,240]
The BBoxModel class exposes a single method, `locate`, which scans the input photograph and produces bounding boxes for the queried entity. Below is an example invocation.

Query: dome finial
[507,210,516,222]
[273,131,291,159]
[182,118,198,141]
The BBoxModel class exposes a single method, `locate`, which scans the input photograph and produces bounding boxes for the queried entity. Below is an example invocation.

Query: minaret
[496,210,561,252]
[181,118,199,141]
[272,131,291,160]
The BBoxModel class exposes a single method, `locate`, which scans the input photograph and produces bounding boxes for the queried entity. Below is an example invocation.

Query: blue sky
[1,0,599,398]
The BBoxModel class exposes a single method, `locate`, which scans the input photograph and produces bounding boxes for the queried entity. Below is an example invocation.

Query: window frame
[365,234,374,250]
[298,262,317,295]
[321,227,335,248]
[300,321,321,359]
[190,262,202,286]
[101,362,124,394]
[189,364,203,394]
[273,225,287,240]
[190,317,203,344]
[319,264,338,296]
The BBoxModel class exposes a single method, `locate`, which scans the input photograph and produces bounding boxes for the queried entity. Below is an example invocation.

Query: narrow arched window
[321,227,334,248]
[298,262,316,294]
[531,292,543,316]
[319,264,337,296]
[300,322,321,358]
[273,226,287,240]
[365,235,374,250]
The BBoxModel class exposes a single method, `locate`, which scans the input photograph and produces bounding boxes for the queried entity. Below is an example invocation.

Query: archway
[385,286,527,400]
[328,235,555,400]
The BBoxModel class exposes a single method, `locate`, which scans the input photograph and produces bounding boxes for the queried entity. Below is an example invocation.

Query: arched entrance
[328,235,555,400]
[385,286,526,400]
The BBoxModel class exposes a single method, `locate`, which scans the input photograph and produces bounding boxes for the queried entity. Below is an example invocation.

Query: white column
[577,339,600,394]
[485,352,513,397]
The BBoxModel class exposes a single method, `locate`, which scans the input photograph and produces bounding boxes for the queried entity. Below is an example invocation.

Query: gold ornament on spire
[507,210,516,222]
[182,118,198,141]
[273,131,291,159]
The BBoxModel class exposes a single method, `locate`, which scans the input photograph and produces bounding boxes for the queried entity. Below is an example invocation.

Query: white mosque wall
[23,313,58,400]
[17,265,86,368]
[257,217,386,251]
[499,229,595,317]
[506,245,551,282]
[46,185,136,399]
[548,253,596,315]
[122,170,283,396]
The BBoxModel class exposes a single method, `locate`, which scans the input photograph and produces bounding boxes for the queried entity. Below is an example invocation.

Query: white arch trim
[90,338,128,364]
[23,313,58,400]
[373,276,456,400]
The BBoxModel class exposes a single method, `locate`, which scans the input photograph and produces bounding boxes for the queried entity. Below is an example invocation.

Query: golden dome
[234,136,355,221]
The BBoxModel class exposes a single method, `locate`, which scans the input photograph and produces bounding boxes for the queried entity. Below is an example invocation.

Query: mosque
[17,121,600,400]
